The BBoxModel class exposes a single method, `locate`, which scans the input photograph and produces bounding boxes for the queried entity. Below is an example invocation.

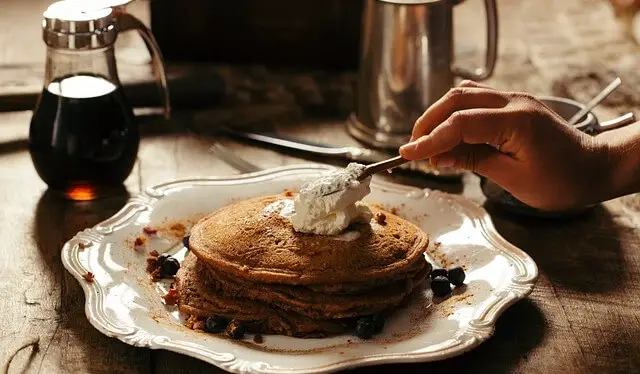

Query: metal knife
[219,127,464,179]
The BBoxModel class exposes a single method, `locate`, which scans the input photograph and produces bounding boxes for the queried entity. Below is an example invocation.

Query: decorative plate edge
[60,164,539,374]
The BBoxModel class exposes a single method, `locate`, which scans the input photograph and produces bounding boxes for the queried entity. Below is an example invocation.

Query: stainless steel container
[348,0,498,149]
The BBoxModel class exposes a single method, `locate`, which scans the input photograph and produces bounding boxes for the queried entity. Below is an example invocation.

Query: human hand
[609,0,640,10]
[398,80,608,211]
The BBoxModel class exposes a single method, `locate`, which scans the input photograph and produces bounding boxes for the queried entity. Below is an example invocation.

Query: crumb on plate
[143,226,158,235]
[162,288,179,306]
[83,272,95,283]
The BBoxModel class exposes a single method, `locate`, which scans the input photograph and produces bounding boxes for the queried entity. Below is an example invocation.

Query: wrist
[594,123,640,202]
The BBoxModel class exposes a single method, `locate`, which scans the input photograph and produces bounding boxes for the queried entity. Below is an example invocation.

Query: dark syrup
[28,74,138,200]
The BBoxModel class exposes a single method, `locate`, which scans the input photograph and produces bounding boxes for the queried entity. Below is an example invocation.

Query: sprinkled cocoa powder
[168,223,187,239]
[151,268,162,281]
[184,315,198,329]
[192,320,206,331]
[134,236,146,251]
[146,257,159,273]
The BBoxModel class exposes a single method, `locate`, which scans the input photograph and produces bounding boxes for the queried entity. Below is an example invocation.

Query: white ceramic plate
[61,164,538,374]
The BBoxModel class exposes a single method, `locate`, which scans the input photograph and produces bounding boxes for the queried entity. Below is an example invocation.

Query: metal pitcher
[348,0,499,149]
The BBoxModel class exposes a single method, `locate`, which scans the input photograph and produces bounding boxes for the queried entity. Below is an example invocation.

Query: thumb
[430,144,519,182]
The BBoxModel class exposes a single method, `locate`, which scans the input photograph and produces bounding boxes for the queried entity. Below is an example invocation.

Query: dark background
[150,0,365,70]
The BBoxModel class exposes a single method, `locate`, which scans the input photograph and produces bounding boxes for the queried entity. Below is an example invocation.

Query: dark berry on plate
[355,317,375,339]
[157,253,171,265]
[205,316,228,333]
[160,257,180,277]
[182,235,190,249]
[226,320,246,339]
[431,276,451,297]
[448,267,466,286]
[430,268,448,280]
[372,314,385,334]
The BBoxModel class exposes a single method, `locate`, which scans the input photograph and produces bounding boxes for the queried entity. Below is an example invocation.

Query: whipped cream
[290,163,373,235]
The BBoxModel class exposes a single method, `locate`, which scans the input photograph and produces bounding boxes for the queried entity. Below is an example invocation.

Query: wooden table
[2,0,640,373]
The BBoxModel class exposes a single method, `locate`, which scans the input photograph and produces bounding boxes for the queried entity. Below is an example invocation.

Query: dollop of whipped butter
[290,163,373,235]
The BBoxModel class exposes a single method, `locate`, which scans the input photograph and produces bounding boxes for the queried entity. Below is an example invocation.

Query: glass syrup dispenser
[29,0,170,200]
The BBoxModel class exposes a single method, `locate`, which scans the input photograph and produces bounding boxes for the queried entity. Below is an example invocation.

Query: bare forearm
[597,121,640,202]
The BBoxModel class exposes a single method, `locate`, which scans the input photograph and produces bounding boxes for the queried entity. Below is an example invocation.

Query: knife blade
[219,127,463,179]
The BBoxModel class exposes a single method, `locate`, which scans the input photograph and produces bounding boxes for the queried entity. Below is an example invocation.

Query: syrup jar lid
[42,1,117,49]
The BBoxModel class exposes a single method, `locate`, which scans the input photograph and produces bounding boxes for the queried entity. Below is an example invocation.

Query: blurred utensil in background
[566,77,622,126]
[209,142,262,173]
[219,127,464,180]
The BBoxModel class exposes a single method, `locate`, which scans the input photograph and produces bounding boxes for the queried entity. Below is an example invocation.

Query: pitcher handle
[452,0,498,81]
[115,10,171,120]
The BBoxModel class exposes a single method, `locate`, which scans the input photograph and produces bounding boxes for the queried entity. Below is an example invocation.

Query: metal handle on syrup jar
[114,9,171,120]
[452,0,498,81]
[85,0,171,119]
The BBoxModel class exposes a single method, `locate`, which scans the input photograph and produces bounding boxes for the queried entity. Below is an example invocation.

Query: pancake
[175,253,352,337]
[188,194,430,285]
[305,259,427,295]
[203,260,430,319]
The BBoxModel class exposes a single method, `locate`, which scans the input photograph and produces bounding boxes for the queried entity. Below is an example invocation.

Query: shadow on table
[0,138,29,155]
[146,299,546,374]
[486,203,628,294]
[32,188,150,372]
[357,299,546,373]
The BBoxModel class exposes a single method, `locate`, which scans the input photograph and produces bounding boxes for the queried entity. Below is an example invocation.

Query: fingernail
[435,156,456,168]
[400,141,418,154]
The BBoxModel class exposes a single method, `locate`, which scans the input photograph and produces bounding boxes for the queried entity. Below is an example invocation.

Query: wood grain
[1,0,640,373]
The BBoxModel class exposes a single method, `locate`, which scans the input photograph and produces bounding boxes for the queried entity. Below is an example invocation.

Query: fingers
[401,108,515,160]
[429,144,518,181]
[411,87,508,141]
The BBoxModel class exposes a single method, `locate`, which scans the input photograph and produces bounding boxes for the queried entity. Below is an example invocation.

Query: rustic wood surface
[1,0,640,373]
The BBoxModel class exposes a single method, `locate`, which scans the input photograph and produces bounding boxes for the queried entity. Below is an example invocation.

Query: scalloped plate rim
[61,163,539,374]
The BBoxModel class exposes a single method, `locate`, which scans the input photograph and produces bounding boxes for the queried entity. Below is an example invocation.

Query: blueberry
[355,317,375,339]
[430,268,448,280]
[157,253,171,265]
[372,314,385,334]
[431,276,451,297]
[205,316,228,333]
[225,320,246,339]
[448,267,466,286]
[160,257,180,277]
[182,235,190,249]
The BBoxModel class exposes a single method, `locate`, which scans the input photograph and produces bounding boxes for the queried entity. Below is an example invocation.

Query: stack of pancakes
[176,193,431,338]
